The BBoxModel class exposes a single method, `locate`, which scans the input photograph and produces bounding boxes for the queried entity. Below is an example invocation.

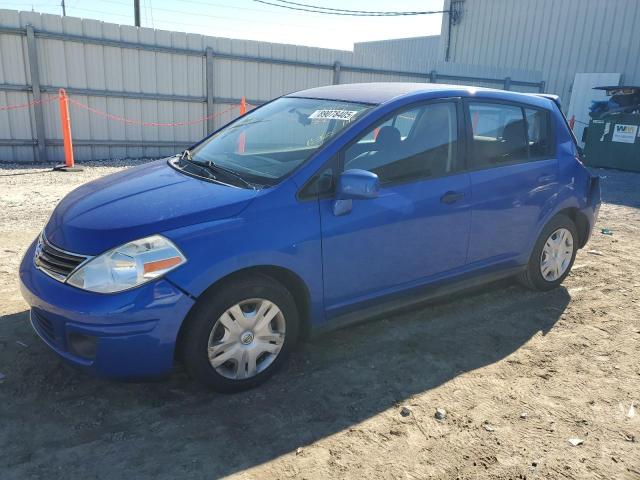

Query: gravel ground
[0,161,639,480]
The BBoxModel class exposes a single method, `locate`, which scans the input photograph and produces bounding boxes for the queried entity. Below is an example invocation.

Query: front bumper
[19,240,195,379]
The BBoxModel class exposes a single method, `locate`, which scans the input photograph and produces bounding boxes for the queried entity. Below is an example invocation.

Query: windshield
[189,97,372,185]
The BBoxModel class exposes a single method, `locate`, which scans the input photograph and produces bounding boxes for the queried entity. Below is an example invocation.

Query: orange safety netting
[0,93,251,126]
[0,95,57,111]
[67,97,241,127]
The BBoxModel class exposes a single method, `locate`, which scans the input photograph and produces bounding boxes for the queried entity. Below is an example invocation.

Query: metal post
[25,25,47,162]
[61,0,66,16]
[429,70,438,83]
[134,0,141,27]
[206,47,215,134]
[332,61,341,85]
[539,81,546,93]
[445,1,453,61]
[503,77,511,91]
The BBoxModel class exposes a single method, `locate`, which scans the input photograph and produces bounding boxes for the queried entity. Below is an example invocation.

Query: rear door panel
[468,159,558,264]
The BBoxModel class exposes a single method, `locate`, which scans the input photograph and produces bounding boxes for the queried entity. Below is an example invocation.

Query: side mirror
[336,169,379,200]
[333,169,379,216]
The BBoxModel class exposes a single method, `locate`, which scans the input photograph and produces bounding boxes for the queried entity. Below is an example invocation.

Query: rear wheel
[519,215,578,291]
[181,274,299,392]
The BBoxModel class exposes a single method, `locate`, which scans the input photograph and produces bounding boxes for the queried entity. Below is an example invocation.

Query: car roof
[286,82,548,107]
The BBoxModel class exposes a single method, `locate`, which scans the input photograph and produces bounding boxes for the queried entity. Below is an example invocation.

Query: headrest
[502,119,526,143]
[375,126,401,148]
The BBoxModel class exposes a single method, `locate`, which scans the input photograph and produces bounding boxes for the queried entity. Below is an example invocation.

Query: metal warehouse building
[443,0,640,106]
[363,0,640,128]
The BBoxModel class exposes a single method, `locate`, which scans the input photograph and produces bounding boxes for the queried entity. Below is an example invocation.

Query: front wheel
[181,274,299,392]
[519,215,578,291]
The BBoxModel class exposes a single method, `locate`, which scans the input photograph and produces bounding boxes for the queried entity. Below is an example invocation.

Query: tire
[519,214,578,291]
[181,274,299,393]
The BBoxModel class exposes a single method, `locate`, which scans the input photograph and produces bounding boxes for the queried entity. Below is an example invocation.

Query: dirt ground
[0,161,638,480]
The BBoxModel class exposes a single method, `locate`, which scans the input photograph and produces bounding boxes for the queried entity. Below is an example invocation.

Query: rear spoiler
[530,93,561,110]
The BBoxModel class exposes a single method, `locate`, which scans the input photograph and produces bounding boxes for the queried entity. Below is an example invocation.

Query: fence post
[429,70,438,83]
[503,77,511,91]
[25,24,47,162]
[332,61,341,85]
[205,47,215,134]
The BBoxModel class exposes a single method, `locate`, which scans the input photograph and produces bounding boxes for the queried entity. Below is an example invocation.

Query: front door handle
[440,191,465,204]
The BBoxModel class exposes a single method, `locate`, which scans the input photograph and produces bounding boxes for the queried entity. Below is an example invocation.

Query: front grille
[34,233,88,282]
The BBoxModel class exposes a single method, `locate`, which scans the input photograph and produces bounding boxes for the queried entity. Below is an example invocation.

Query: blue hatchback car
[20,83,600,392]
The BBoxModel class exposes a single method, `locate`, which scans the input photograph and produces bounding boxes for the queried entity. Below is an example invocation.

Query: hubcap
[207,298,286,380]
[540,228,574,282]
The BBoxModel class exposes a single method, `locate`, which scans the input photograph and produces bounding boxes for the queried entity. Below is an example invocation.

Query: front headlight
[67,235,186,293]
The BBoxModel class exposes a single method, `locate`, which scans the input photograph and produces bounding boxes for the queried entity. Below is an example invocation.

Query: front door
[319,100,472,317]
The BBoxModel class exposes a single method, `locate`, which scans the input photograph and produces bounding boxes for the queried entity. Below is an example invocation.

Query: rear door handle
[538,174,555,183]
[440,191,465,204]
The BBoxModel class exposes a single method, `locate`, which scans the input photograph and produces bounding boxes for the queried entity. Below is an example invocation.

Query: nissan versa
[20,83,601,392]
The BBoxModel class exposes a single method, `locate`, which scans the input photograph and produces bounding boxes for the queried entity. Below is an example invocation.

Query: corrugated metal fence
[0,9,545,163]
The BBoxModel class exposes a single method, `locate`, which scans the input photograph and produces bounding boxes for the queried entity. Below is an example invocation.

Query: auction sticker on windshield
[309,109,359,121]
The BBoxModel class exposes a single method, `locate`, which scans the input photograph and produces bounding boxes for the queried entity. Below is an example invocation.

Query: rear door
[465,100,558,264]
[317,99,472,315]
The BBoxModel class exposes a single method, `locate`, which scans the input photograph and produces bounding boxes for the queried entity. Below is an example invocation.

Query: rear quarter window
[524,107,553,158]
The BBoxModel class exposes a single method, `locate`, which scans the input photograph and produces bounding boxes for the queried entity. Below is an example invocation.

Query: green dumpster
[584,113,640,172]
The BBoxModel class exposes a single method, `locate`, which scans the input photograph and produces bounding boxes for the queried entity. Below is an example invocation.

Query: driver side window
[343,102,459,185]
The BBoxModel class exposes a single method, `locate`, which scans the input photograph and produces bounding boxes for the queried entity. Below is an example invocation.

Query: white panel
[170,32,189,146]
[186,33,205,143]
[138,27,159,158]
[567,73,622,148]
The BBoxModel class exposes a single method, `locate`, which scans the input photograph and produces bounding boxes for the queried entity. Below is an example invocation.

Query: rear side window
[469,103,528,167]
[468,102,553,168]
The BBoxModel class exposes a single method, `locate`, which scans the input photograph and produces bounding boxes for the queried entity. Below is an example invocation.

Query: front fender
[163,180,325,326]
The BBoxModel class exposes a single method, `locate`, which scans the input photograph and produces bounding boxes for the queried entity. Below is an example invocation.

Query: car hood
[45,159,259,255]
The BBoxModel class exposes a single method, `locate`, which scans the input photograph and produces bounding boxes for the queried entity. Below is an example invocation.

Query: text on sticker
[309,109,359,121]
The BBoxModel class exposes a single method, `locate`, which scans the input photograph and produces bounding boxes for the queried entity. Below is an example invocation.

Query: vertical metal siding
[446,0,640,107]
[353,36,443,72]
[0,11,32,162]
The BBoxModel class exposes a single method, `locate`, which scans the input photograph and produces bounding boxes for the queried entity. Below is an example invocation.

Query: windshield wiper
[180,148,193,162]
[199,160,256,189]
[178,149,218,182]
[180,149,256,189]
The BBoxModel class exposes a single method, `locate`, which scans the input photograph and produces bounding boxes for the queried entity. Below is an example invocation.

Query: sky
[1,0,445,50]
